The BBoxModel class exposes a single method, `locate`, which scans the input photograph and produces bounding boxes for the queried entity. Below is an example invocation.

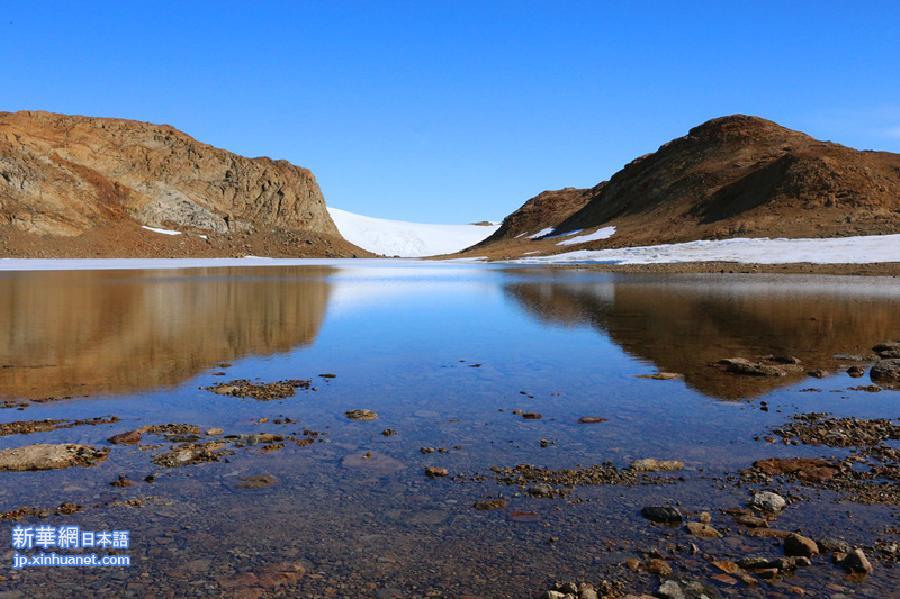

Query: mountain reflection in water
[0,267,334,399]
[504,273,900,400]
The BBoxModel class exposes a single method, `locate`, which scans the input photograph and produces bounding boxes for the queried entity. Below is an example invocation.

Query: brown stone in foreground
[753,457,840,482]
[0,444,109,471]
[108,430,143,445]
[425,466,449,478]
[784,533,819,557]
[685,522,722,538]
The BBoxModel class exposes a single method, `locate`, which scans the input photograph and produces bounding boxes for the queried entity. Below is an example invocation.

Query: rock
[345,409,378,420]
[152,442,229,468]
[636,372,682,380]
[750,491,786,512]
[657,580,685,599]
[236,473,278,490]
[761,354,802,364]
[871,359,900,383]
[640,506,683,524]
[425,466,449,478]
[847,365,865,378]
[108,430,143,445]
[685,522,722,538]
[629,458,684,472]
[745,528,791,539]
[206,427,224,436]
[784,533,819,557]
[110,474,133,488]
[205,379,310,400]
[473,498,507,510]
[578,416,607,424]
[733,513,768,528]
[753,457,840,482]
[841,548,873,574]
[818,537,851,554]
[0,444,109,471]
[578,586,598,599]
[719,358,786,376]
[873,342,900,359]
[542,592,566,599]
[521,412,542,420]
[712,560,740,574]
[645,558,672,576]
[773,556,811,571]
[710,573,737,585]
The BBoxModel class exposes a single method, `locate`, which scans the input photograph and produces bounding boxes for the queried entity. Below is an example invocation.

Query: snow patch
[557,226,616,246]
[511,235,900,265]
[529,227,555,239]
[328,207,499,257]
[142,226,181,236]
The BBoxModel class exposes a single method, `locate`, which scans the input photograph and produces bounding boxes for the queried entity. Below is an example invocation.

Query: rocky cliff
[0,110,363,256]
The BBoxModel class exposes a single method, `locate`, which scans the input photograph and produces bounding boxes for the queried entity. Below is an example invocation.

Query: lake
[0,262,897,598]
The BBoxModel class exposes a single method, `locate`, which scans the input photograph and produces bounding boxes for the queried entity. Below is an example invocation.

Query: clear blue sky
[2,2,899,222]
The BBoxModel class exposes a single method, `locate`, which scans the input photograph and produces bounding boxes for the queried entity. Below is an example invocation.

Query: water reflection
[505,273,900,399]
[0,267,334,398]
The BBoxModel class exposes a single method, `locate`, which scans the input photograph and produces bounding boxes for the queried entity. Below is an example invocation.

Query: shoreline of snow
[509,234,900,265]
[328,207,499,257]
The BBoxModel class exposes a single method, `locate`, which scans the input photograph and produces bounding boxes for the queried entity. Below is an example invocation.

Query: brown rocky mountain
[476,186,598,243]
[0,110,365,257]
[468,115,900,257]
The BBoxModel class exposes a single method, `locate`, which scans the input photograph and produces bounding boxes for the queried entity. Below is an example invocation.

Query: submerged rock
[0,444,109,471]
[425,466,449,478]
[205,379,310,400]
[152,442,229,468]
[636,372,682,380]
[629,458,684,472]
[345,409,378,421]
[236,473,278,490]
[577,416,607,424]
[473,498,507,510]
[640,506,683,524]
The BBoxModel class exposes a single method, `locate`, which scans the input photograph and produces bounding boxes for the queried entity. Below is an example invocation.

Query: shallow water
[0,263,897,598]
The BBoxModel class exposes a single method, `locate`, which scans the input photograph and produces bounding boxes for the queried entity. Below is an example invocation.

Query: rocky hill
[0,110,365,257]
[468,115,900,257]
[476,186,597,243]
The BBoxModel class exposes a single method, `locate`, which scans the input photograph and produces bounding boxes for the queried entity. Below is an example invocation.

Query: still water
[0,263,897,598]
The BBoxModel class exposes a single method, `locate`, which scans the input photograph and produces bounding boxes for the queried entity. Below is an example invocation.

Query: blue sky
[2,2,899,222]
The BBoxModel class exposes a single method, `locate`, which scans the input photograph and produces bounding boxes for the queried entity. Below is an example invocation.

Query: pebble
[750,491,786,512]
